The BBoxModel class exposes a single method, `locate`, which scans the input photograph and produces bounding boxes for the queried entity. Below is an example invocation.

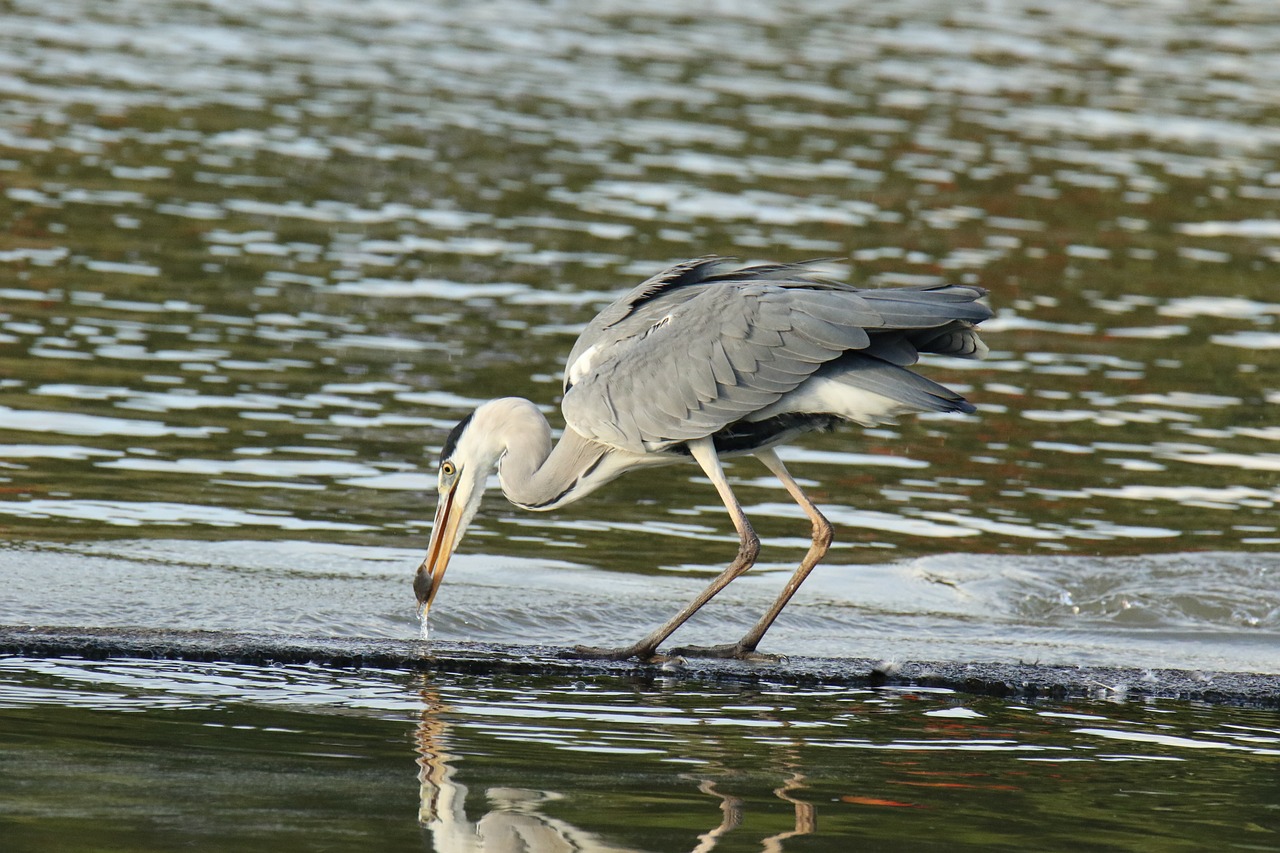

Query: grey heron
[415,257,990,661]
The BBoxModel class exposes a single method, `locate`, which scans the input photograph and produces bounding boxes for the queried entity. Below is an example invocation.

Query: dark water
[1,657,1278,852]
[0,0,1277,670]
[2,0,1280,848]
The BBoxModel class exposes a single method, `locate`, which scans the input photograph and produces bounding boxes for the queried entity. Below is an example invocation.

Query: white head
[413,398,547,622]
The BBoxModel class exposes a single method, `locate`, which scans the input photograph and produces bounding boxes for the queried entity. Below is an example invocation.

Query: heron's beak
[415,482,462,621]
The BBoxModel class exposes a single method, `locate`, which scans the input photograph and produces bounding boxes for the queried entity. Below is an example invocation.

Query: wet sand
[3,624,1275,708]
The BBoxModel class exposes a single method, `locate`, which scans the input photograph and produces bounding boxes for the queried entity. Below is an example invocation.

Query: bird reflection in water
[689,739,815,852]
[413,677,817,851]
[415,678,640,852]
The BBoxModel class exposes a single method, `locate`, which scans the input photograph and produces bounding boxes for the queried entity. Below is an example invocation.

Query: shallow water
[3,540,1278,674]
[1,657,1278,852]
[9,3,1280,849]
[2,2,1279,665]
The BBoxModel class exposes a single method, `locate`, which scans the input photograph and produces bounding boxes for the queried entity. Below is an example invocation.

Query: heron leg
[573,437,760,662]
[671,448,832,660]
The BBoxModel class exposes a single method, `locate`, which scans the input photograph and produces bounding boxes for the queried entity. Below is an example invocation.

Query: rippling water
[1,657,1278,852]
[1,0,1278,669]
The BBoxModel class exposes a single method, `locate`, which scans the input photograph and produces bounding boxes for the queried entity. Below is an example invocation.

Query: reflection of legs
[761,772,816,853]
[691,779,743,853]
[673,448,832,659]
[575,437,759,661]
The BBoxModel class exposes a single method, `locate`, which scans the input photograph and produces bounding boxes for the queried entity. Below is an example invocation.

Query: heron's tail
[908,320,988,360]
[816,352,976,419]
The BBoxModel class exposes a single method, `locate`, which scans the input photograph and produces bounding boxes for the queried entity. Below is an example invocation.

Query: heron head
[414,405,507,623]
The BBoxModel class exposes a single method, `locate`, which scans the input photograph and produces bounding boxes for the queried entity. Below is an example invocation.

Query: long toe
[667,642,782,663]
[571,644,665,662]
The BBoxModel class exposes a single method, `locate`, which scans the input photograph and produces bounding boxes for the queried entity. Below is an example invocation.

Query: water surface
[8,4,1280,849]
[1,0,1278,669]
[1,656,1277,852]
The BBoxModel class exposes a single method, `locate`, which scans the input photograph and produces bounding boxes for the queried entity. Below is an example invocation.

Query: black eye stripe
[439,412,473,462]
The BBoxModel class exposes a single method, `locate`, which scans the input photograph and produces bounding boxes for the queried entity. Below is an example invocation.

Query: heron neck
[492,400,609,511]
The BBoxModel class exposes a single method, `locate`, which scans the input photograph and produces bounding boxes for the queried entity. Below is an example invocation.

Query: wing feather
[707,338,736,386]
[687,359,719,401]
[789,311,874,350]
[561,259,990,452]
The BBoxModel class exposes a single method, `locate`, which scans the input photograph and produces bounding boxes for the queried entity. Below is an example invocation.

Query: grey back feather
[562,258,990,453]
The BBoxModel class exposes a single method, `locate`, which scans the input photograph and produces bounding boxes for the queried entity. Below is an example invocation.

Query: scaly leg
[671,448,832,660]
[574,437,759,661]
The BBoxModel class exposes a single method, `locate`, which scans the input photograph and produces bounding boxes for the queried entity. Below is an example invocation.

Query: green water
[1,657,1277,852]
[0,0,1277,557]
[0,0,1277,670]
[2,0,1280,847]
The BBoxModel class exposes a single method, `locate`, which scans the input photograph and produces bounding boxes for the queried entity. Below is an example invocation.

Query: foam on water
[0,541,1274,672]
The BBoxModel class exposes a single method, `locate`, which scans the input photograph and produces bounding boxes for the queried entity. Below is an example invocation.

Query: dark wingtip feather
[625,256,733,310]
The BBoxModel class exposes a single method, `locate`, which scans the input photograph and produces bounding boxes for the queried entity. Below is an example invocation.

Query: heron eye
[441,461,456,478]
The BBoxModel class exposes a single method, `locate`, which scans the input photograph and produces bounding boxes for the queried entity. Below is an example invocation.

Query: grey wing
[561,283,833,452]
[561,261,989,454]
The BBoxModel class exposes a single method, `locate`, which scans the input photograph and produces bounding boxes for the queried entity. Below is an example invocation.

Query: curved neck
[481,398,610,511]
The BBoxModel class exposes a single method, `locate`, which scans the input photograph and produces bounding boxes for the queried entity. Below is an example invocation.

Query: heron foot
[666,642,782,663]
[571,644,667,663]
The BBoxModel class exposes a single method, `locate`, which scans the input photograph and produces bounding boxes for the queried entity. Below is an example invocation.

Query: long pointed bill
[415,484,462,621]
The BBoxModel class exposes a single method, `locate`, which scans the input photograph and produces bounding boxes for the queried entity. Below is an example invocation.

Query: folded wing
[561,258,990,453]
